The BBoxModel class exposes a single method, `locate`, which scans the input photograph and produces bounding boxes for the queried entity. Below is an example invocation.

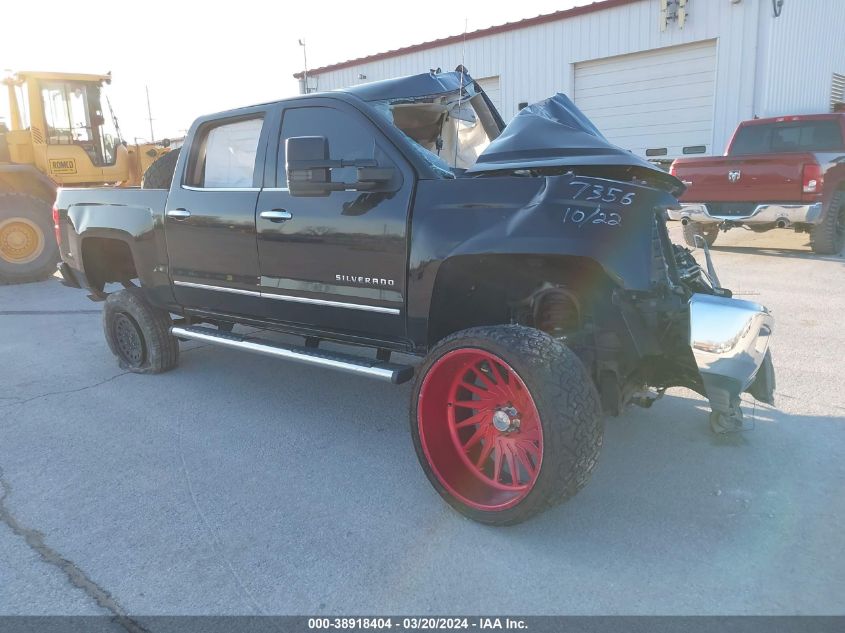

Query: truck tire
[103,288,179,374]
[0,193,58,284]
[140,148,180,190]
[411,324,603,525]
[682,221,719,248]
[810,191,845,255]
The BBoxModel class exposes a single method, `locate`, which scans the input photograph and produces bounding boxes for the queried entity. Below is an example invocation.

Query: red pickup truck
[669,114,845,254]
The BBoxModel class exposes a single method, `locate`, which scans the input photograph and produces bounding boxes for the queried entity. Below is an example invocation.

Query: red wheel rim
[417,348,544,511]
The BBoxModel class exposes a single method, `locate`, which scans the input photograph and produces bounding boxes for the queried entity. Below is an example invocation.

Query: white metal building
[295,0,845,160]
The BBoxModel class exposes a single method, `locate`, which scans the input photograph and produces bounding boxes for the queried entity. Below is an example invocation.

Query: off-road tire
[410,325,604,526]
[810,191,845,255]
[682,221,719,248]
[141,148,181,190]
[103,288,179,374]
[0,193,59,284]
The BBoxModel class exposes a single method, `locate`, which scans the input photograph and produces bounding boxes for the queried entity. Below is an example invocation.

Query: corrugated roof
[293,0,640,79]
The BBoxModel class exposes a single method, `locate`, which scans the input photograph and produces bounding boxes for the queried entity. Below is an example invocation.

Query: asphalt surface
[0,224,843,617]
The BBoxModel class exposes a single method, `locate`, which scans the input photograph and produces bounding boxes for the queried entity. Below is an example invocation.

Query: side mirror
[286,136,332,197]
[286,135,400,197]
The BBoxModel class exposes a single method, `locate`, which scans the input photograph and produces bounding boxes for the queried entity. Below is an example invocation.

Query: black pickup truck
[55,69,775,525]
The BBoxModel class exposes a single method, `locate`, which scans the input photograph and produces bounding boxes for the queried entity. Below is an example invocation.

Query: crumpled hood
[466,94,683,194]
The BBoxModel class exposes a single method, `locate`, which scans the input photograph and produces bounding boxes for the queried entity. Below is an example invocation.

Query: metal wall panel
[307,0,844,156]
[755,0,845,117]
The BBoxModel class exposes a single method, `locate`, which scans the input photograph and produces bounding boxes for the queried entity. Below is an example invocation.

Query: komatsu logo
[336,274,395,287]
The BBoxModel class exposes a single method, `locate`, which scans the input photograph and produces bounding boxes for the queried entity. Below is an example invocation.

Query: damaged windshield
[372,84,501,176]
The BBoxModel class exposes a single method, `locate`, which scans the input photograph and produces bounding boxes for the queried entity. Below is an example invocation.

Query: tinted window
[278,106,383,184]
[731,120,844,155]
[187,116,263,188]
[730,126,771,154]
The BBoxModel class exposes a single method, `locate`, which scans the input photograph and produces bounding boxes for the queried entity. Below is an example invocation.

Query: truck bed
[56,187,168,215]
[55,187,170,296]
[56,186,168,242]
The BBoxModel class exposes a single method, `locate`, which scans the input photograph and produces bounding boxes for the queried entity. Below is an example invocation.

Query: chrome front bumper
[688,293,775,415]
[668,202,823,225]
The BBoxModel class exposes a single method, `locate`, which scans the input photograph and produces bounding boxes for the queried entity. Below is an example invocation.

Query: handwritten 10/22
[562,205,622,227]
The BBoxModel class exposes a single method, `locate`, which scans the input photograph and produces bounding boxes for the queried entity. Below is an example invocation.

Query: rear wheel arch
[80,235,139,292]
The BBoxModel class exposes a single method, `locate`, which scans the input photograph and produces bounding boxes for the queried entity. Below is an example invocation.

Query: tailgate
[674,154,812,203]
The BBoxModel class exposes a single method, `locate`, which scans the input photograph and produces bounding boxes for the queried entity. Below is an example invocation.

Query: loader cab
[39,79,120,167]
[3,71,131,185]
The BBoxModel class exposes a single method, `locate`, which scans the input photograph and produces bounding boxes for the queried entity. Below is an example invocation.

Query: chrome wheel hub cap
[492,406,520,433]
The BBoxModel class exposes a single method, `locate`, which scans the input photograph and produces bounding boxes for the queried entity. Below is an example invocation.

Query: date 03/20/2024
[307,617,528,630]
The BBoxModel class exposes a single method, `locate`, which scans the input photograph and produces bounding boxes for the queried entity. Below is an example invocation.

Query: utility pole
[145,85,155,142]
[299,39,309,94]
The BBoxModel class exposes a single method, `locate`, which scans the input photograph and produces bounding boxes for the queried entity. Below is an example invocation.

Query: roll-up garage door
[574,40,717,159]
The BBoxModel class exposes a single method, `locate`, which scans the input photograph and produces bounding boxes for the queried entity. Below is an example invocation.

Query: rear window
[185,116,264,188]
[731,120,845,155]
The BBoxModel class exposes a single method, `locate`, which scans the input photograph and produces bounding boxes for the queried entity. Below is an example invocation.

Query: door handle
[167,209,191,220]
[259,209,293,222]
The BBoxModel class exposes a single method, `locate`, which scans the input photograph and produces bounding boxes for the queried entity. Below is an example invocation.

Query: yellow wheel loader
[0,71,171,283]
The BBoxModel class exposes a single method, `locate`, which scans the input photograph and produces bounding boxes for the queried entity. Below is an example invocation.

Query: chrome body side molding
[173,280,400,314]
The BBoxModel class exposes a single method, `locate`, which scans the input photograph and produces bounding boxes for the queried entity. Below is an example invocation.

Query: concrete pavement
[0,225,843,616]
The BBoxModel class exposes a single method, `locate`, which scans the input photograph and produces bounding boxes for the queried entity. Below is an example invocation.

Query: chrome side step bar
[170,326,414,384]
